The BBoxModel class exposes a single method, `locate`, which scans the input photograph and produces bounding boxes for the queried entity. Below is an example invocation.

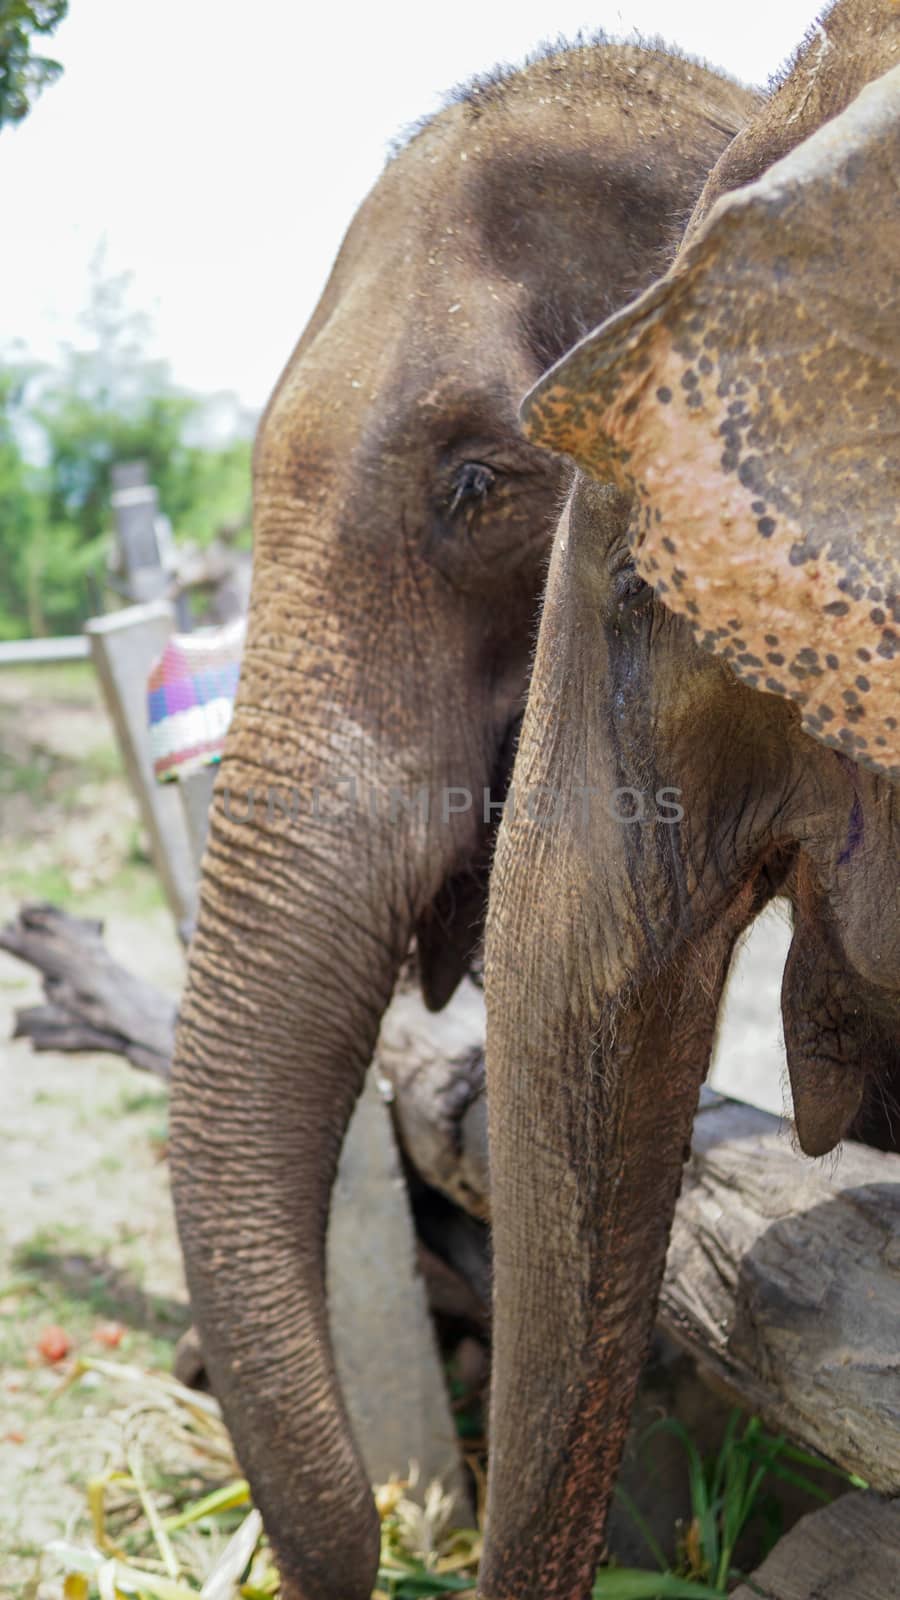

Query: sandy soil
[0,665,186,1596]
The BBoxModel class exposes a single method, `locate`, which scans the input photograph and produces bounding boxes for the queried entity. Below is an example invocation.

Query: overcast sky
[0,0,824,416]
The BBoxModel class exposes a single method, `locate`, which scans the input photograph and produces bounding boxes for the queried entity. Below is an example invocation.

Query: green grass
[2,861,74,902]
[0,1263,176,1373]
[13,1221,105,1263]
[0,731,120,805]
[118,1085,170,1117]
[0,659,98,705]
[75,1080,167,1133]
[9,1222,187,1352]
[0,752,55,799]
[1,855,167,913]
[55,741,125,803]
[593,1412,863,1599]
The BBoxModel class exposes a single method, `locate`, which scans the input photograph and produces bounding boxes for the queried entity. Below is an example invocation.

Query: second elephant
[481,18,900,1600]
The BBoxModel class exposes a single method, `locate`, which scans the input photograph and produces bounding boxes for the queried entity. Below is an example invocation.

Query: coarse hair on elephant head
[479,14,899,1600]
[167,37,756,1600]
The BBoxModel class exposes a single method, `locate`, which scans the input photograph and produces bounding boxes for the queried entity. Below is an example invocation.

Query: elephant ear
[521,65,900,780]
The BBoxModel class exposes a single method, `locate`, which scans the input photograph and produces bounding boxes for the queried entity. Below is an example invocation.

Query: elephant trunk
[170,677,462,1599]
[480,838,762,1600]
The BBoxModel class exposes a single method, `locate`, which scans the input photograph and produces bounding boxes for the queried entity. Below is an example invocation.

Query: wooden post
[109,462,167,603]
[85,602,196,934]
[109,461,191,628]
[178,768,215,873]
[328,1073,470,1500]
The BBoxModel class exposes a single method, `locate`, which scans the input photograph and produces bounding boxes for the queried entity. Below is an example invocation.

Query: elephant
[480,14,899,1600]
[168,37,755,1600]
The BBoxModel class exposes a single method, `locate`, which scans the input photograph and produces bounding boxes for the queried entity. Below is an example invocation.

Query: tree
[0,264,253,637]
[0,1,68,132]
[0,364,42,637]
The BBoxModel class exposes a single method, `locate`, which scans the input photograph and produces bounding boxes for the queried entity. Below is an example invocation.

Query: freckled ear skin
[521,65,900,780]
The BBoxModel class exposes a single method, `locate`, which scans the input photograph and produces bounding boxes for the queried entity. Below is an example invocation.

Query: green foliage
[0,263,253,637]
[0,0,67,130]
[595,1410,862,1599]
[593,1577,727,1599]
[0,363,40,636]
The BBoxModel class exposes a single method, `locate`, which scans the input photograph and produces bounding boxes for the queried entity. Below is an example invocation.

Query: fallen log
[731,1491,900,1599]
[5,904,900,1494]
[375,977,489,1221]
[0,903,175,1076]
[664,1094,900,1495]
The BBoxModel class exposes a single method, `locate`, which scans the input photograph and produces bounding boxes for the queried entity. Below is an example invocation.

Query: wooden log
[326,1071,470,1507]
[731,1492,900,1599]
[663,1094,900,1495]
[375,976,489,1220]
[0,903,176,1076]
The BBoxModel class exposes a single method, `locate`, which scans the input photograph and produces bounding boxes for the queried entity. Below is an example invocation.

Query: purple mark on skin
[837,794,864,866]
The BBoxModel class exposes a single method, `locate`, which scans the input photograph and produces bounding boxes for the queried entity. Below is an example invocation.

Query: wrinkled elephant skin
[481,9,900,1600]
[168,40,755,1600]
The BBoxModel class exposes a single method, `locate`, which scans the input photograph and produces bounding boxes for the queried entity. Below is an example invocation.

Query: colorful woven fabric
[147,616,246,782]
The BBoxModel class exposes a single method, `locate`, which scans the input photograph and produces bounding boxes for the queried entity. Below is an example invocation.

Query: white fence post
[85,602,196,934]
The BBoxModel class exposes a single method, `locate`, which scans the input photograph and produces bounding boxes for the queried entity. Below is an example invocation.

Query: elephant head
[522,62,900,780]
[168,40,754,1600]
[480,30,899,1600]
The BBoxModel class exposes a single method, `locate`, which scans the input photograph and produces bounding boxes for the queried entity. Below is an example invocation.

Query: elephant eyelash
[447,461,496,516]
[610,553,652,612]
[608,543,637,577]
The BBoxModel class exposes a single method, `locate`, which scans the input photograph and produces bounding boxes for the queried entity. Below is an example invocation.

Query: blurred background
[1,0,825,642]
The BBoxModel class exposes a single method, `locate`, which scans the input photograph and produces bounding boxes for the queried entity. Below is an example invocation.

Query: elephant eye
[611,550,652,612]
[447,461,496,516]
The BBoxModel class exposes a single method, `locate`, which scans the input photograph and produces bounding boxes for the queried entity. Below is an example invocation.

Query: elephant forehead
[257,291,526,499]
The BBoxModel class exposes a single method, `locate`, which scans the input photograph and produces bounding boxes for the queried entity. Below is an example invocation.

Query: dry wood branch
[0,903,176,1077]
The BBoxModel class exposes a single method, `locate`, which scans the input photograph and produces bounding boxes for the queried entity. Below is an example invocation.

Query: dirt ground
[0,660,795,1595]
[0,663,187,1596]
